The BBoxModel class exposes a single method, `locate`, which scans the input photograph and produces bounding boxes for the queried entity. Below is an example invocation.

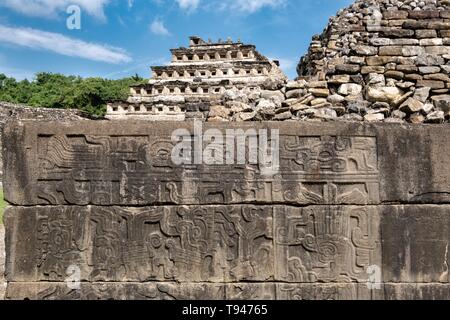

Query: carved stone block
[3,121,381,206]
[274,206,381,283]
[6,282,226,300]
[4,121,450,300]
[275,283,373,300]
[5,206,274,283]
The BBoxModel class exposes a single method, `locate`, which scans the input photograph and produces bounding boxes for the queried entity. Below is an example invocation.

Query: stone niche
[2,120,450,300]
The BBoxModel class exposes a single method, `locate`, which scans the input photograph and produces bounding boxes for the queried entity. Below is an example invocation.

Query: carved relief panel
[30,132,379,206]
[14,206,273,283]
[274,206,381,283]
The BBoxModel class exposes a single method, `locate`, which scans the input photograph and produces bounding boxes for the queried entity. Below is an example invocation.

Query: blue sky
[0,0,353,80]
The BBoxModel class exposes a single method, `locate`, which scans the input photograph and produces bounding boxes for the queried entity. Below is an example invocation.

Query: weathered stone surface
[338,83,362,96]
[6,282,228,300]
[3,119,450,299]
[4,205,275,283]
[399,98,424,113]
[416,80,446,89]
[364,113,385,122]
[274,206,381,283]
[275,284,373,300]
[381,205,450,283]
[7,0,450,301]
[5,120,450,206]
[366,86,403,104]
[5,204,381,285]
[431,94,450,111]
[379,284,450,300]
[426,111,446,123]
[3,121,383,206]
[294,1,450,125]
[7,282,450,300]
[0,225,4,300]
[377,125,450,204]
[335,64,361,74]
[413,87,431,103]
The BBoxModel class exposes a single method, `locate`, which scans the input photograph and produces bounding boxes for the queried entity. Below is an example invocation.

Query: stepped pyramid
[107,36,286,120]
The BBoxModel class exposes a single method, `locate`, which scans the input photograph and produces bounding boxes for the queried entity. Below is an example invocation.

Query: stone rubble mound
[211,0,450,123]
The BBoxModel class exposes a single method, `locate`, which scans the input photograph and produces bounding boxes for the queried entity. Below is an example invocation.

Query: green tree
[0,72,146,116]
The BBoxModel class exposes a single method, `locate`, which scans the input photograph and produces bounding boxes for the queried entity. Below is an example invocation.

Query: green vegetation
[0,72,146,117]
[0,189,6,225]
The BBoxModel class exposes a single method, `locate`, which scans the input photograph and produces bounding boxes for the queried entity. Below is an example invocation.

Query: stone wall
[0,102,88,184]
[2,120,450,300]
[208,0,450,123]
[291,0,450,123]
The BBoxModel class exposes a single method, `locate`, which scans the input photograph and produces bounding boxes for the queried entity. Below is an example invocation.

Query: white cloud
[0,0,110,20]
[176,0,285,14]
[150,18,171,36]
[176,0,200,12]
[0,24,132,64]
[230,0,286,13]
[127,0,134,9]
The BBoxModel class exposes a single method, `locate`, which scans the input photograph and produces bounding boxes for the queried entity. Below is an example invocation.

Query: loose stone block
[361,66,386,74]
[335,64,361,74]
[416,29,438,38]
[402,21,430,29]
[366,56,397,66]
[408,10,440,19]
[416,79,446,89]
[382,28,415,37]
[379,46,403,56]
[428,22,450,30]
[383,11,409,20]
[425,45,450,55]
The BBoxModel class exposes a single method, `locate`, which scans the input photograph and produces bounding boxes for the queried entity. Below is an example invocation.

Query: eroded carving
[274,206,380,283]
[31,206,273,283]
[33,133,379,206]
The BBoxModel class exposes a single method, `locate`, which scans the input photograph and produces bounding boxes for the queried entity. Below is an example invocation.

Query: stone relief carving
[34,134,378,206]
[274,206,380,283]
[31,206,274,283]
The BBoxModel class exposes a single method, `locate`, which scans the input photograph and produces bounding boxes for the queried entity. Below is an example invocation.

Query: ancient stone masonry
[4,0,450,302]
[106,36,287,121]
[293,0,450,123]
[3,120,450,300]
[0,102,88,185]
[106,1,450,123]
